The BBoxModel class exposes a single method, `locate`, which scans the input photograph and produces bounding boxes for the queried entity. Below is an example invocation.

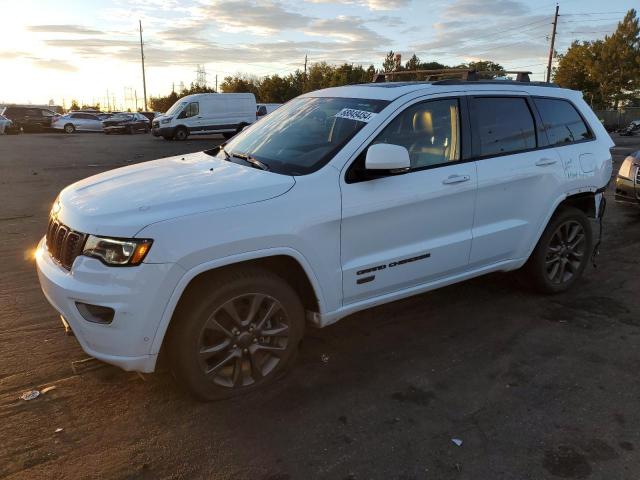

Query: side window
[41,110,55,117]
[26,109,40,117]
[184,102,199,118]
[472,97,536,157]
[533,98,592,145]
[257,106,267,116]
[372,98,461,169]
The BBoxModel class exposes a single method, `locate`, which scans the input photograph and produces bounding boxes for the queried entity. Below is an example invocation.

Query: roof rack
[371,68,535,83]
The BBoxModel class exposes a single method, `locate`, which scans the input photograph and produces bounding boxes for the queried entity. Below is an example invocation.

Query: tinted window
[472,97,536,156]
[26,109,40,117]
[41,110,55,117]
[184,102,199,118]
[372,98,461,169]
[534,98,592,145]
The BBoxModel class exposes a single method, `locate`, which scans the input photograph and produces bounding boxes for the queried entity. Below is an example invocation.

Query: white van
[152,93,256,141]
[256,103,282,118]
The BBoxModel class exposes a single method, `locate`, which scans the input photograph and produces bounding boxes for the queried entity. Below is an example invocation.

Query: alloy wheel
[197,293,290,388]
[544,220,587,285]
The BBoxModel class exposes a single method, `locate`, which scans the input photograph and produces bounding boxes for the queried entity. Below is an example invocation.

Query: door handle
[536,158,557,166]
[442,174,470,185]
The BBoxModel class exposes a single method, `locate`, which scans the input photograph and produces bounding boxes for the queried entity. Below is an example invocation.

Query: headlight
[618,156,635,180]
[83,236,153,266]
[160,117,172,124]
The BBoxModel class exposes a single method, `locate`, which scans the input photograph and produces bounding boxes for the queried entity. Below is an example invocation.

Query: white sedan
[51,112,104,133]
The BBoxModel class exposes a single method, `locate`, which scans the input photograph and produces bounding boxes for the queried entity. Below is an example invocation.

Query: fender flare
[148,246,326,355]
[522,187,598,264]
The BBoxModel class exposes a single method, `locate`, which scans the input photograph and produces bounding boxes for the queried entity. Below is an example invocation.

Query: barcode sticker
[334,108,377,123]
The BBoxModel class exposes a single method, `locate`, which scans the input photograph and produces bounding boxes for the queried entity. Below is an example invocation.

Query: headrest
[413,111,433,135]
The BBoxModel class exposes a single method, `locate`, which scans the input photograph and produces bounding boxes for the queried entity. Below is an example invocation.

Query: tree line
[554,9,639,109]
[147,8,638,112]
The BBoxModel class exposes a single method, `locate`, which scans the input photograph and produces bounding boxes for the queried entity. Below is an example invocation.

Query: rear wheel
[64,123,75,134]
[167,267,304,401]
[523,207,592,293]
[174,127,188,141]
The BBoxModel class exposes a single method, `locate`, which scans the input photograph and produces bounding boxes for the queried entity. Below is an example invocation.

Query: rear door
[468,94,565,266]
[340,96,477,304]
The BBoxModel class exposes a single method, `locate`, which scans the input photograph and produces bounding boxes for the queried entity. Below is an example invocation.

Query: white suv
[36,80,613,400]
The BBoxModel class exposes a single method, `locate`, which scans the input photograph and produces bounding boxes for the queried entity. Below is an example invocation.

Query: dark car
[1,106,58,132]
[615,150,640,206]
[102,113,150,134]
[139,111,160,123]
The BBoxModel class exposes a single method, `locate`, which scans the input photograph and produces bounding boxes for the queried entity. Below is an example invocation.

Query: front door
[340,97,477,304]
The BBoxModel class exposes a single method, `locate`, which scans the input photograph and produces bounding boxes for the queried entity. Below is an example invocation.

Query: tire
[167,267,305,401]
[64,123,75,134]
[174,127,188,141]
[522,206,593,294]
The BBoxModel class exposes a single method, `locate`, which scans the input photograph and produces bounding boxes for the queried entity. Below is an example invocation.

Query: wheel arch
[524,189,598,264]
[149,248,324,361]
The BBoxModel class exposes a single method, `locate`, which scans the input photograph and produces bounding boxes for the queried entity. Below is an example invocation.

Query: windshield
[112,114,132,120]
[217,97,389,175]
[166,101,187,116]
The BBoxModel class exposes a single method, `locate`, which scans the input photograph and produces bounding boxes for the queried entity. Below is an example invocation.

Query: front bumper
[615,175,639,205]
[35,237,185,372]
[151,126,175,137]
[103,125,127,132]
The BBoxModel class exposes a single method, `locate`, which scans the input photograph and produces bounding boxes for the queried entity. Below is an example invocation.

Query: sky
[0,0,634,109]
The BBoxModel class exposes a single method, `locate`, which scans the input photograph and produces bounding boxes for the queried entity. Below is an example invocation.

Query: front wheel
[167,268,304,401]
[174,127,188,141]
[64,123,75,134]
[523,207,593,293]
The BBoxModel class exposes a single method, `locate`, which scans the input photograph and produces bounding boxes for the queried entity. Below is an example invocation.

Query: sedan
[615,150,640,207]
[102,113,150,134]
[52,112,104,133]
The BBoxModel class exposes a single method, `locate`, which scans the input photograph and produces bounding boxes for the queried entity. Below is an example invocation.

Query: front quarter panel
[137,166,343,316]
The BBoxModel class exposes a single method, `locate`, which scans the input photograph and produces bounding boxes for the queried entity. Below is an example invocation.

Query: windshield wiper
[230,152,269,171]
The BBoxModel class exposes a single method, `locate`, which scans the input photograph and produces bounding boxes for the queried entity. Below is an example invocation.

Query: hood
[57,151,295,237]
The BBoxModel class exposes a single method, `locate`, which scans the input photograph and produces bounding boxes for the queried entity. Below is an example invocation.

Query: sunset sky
[0,0,634,110]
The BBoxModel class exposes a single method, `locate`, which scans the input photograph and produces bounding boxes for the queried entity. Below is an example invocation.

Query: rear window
[533,98,592,145]
[472,97,536,157]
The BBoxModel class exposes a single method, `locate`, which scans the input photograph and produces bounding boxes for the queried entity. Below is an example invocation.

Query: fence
[594,108,640,130]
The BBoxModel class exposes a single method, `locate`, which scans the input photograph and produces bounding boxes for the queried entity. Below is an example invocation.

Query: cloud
[198,0,312,34]
[305,16,388,43]
[30,58,79,72]
[308,0,411,10]
[444,0,529,17]
[27,24,104,35]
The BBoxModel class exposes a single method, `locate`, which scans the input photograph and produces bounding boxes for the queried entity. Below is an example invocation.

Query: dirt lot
[1,131,639,480]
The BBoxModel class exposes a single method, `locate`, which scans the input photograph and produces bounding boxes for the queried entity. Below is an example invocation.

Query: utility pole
[139,20,148,110]
[215,74,218,92]
[304,54,308,90]
[546,4,559,83]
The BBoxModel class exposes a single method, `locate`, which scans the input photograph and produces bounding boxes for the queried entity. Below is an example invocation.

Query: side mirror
[365,143,411,171]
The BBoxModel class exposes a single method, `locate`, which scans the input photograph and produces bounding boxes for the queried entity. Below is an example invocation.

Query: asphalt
[0,131,639,480]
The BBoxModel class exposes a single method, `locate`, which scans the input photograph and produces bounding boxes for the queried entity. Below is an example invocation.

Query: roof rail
[371,69,535,83]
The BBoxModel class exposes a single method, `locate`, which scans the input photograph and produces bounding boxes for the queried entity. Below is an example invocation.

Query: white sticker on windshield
[334,108,377,123]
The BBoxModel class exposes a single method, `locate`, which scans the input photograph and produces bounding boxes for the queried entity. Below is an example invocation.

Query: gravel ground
[0,131,639,480]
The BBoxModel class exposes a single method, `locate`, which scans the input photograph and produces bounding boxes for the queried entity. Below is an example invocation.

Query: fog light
[75,302,115,324]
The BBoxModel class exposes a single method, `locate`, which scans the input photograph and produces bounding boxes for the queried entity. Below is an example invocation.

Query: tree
[69,99,79,111]
[554,9,640,108]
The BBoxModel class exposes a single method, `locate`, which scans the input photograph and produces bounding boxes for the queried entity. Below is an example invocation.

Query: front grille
[46,218,87,270]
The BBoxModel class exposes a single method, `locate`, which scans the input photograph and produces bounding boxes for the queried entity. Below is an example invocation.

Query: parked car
[0,106,57,132]
[37,80,613,400]
[0,114,20,134]
[256,103,282,118]
[139,111,161,123]
[102,112,150,134]
[618,120,640,136]
[615,151,640,206]
[52,112,104,133]
[152,93,256,140]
